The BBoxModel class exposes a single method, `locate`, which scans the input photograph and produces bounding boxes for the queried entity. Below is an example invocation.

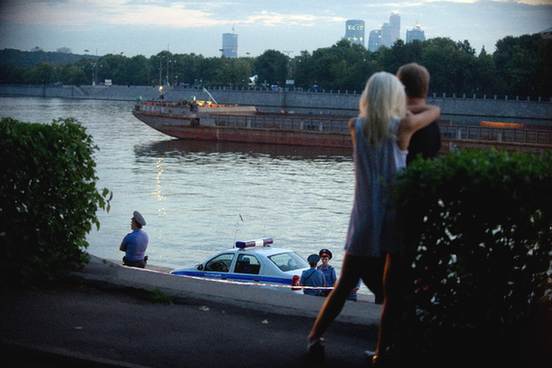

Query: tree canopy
[0,33,550,97]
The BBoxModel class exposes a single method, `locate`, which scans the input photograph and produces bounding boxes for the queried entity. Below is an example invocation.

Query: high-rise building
[389,12,401,44]
[221,32,238,58]
[406,25,426,43]
[344,19,366,46]
[368,30,382,52]
[380,13,401,48]
[381,22,393,48]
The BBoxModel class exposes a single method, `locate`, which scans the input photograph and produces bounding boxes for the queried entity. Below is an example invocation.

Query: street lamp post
[159,58,163,87]
[93,62,97,86]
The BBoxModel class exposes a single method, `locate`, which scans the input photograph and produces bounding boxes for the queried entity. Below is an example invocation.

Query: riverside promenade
[1,255,381,368]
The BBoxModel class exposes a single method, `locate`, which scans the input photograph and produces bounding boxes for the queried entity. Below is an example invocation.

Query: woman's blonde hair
[358,71,406,145]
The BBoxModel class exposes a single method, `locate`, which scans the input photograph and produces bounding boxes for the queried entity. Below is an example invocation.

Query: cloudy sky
[0,0,551,57]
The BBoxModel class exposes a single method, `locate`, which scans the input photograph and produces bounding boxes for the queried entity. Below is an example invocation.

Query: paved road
[1,280,378,368]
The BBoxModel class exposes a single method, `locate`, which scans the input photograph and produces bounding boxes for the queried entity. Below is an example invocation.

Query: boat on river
[132,98,353,148]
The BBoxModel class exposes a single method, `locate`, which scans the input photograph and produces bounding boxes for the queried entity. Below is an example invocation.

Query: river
[0,97,368,292]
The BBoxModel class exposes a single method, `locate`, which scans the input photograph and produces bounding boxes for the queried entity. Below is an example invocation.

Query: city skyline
[0,0,551,58]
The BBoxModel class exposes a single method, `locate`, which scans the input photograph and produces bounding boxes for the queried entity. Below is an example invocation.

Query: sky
[0,0,551,57]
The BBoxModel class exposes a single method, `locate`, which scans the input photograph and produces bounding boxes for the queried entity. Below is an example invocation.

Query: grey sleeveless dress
[344,117,407,257]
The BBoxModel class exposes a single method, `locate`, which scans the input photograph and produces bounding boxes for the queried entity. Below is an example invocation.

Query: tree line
[0,33,550,97]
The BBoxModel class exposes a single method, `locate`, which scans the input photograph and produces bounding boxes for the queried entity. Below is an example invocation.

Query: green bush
[395,149,552,366]
[0,118,110,286]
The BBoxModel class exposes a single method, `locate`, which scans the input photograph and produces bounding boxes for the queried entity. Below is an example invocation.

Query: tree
[172,53,203,85]
[420,38,478,94]
[291,51,313,89]
[60,64,87,85]
[24,63,57,84]
[494,34,547,97]
[97,54,131,84]
[216,58,252,86]
[376,39,424,74]
[56,47,72,54]
[126,55,150,85]
[295,40,375,91]
[474,47,498,95]
[253,50,288,86]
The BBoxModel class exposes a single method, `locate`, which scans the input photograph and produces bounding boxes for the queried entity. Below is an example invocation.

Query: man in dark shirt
[397,63,441,165]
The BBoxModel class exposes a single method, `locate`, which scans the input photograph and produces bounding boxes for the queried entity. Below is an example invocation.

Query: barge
[132,99,353,148]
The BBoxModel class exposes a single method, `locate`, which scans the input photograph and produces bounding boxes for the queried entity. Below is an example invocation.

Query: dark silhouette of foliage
[0,118,111,286]
[394,149,552,366]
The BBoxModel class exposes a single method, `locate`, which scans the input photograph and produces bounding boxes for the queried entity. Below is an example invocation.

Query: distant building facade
[368,30,382,52]
[381,22,393,48]
[344,19,366,46]
[406,25,426,43]
[221,33,238,58]
[389,12,401,44]
[369,12,401,50]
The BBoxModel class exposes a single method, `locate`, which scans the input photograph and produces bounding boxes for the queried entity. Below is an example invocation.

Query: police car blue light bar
[235,238,273,249]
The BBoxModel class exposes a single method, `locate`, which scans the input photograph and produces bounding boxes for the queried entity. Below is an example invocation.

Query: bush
[395,149,552,366]
[0,118,110,286]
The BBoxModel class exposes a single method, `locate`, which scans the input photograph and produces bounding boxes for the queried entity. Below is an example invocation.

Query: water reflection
[134,139,352,161]
[152,157,166,201]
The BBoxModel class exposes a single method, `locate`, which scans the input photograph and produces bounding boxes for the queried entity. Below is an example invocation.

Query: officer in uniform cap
[119,210,149,268]
[301,254,326,297]
[317,249,336,296]
[319,248,333,260]
[133,210,146,227]
[307,254,320,264]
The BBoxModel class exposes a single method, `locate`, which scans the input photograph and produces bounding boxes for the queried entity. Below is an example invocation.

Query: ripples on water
[0,97,362,291]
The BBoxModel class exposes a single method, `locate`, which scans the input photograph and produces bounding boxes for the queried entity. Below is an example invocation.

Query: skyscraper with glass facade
[406,25,426,43]
[344,19,366,46]
[368,30,382,52]
[221,33,238,58]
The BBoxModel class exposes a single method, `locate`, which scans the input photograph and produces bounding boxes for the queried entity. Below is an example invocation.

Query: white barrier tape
[177,274,335,290]
[122,264,334,290]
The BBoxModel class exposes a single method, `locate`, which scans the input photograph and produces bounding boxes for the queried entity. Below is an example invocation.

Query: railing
[441,125,552,146]
[212,114,350,134]
[212,114,552,146]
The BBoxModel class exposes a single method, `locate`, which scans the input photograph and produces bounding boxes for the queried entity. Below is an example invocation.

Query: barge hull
[133,112,352,148]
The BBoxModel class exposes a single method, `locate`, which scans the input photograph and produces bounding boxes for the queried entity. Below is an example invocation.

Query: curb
[1,339,153,368]
[74,255,381,327]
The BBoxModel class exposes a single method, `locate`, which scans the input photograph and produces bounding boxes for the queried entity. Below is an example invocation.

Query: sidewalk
[1,255,381,368]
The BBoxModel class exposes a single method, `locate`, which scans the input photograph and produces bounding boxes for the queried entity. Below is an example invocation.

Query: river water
[1,97,364,291]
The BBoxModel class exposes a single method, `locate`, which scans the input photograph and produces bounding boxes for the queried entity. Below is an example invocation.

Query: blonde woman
[307,72,440,365]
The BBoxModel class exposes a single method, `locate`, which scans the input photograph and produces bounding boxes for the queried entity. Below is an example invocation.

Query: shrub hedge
[395,149,552,366]
[0,117,110,286]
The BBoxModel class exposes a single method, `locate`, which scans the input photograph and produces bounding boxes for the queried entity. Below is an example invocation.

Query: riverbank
[0,255,380,367]
[1,84,551,126]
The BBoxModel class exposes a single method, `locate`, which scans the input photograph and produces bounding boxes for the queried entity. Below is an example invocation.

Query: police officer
[317,249,336,296]
[300,254,326,297]
[120,210,149,268]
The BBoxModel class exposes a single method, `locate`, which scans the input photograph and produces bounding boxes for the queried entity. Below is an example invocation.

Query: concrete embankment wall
[1,84,551,126]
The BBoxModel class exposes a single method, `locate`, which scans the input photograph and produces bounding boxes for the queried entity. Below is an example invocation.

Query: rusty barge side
[132,110,354,148]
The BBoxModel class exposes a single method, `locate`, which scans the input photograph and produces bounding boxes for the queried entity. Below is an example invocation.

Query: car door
[203,253,235,279]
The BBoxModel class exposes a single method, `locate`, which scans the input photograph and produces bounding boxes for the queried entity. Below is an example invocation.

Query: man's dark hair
[397,62,430,98]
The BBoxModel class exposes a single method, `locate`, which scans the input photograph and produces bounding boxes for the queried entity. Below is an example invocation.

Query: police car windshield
[268,252,308,272]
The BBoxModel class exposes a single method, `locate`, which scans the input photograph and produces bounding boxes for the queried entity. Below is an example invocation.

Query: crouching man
[120,210,149,268]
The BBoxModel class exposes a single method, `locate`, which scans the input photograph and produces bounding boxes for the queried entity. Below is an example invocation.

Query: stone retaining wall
[1,84,551,126]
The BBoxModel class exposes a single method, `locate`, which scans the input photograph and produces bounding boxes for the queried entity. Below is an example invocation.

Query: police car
[170,238,309,291]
